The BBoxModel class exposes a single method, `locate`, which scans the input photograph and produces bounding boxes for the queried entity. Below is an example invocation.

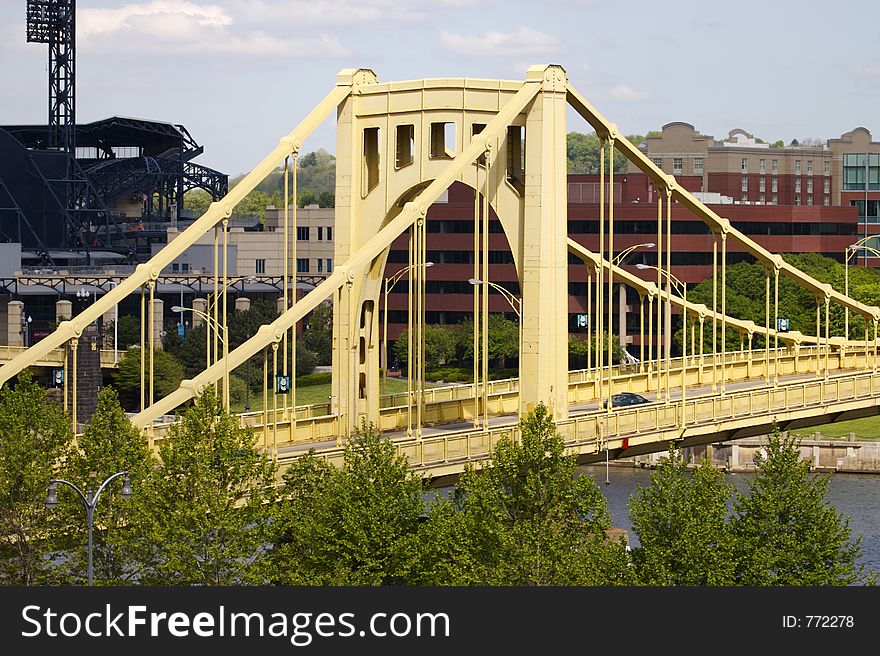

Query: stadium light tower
[26,1,76,154]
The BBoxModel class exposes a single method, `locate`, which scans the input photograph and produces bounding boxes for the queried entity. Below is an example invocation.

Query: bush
[296,372,332,387]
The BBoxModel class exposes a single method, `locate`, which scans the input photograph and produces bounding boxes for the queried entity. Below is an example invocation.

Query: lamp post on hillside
[468,278,522,423]
[46,471,132,586]
[382,262,433,395]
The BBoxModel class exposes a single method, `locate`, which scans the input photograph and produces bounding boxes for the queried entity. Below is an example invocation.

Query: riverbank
[622,434,880,474]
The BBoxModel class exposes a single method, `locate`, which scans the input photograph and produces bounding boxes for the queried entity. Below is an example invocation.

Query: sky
[1,0,879,177]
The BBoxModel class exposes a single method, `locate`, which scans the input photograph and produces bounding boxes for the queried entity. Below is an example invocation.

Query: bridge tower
[331,64,571,435]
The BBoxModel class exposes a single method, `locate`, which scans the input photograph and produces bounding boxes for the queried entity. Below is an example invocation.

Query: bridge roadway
[137,345,879,485]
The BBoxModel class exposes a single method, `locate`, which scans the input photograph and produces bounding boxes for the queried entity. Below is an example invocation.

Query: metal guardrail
[275,365,880,480]
[142,345,874,457]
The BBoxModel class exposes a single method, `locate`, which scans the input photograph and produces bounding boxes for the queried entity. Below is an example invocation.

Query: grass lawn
[788,416,880,440]
[230,376,431,414]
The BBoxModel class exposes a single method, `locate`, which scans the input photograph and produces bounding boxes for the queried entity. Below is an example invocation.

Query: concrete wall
[633,435,880,473]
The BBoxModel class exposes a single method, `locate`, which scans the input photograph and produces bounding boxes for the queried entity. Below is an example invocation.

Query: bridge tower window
[395,124,414,168]
[430,122,455,159]
[507,125,525,192]
[363,126,380,195]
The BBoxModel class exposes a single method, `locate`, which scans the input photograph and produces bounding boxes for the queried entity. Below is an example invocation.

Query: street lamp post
[173,305,230,408]
[610,242,655,382]
[468,278,522,423]
[382,262,433,396]
[24,314,32,347]
[636,263,687,425]
[845,237,880,339]
[46,471,132,586]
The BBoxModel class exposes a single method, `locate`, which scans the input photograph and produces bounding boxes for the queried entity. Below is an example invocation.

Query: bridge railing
[271,366,880,480]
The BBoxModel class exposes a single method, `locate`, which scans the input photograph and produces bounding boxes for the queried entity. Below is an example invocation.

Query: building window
[317,258,323,273]
[807,179,813,194]
[741,194,748,203]
[652,157,663,169]
[741,158,748,172]
[181,263,189,272]
[327,227,332,241]
[824,195,830,206]
[795,179,801,193]
[673,157,683,174]
[824,160,830,175]
[795,160,801,174]
[771,159,778,173]
[824,179,830,194]
[694,157,703,174]
[807,160,813,174]
[317,226,323,241]
[297,226,310,241]
[326,258,332,272]
[296,258,309,273]
[172,263,179,272]
[771,177,778,192]
[807,196,813,206]
[759,159,766,173]
[795,195,801,205]
[843,153,880,190]
[256,259,265,274]
[759,177,766,192]
[759,193,765,204]
[771,194,778,205]
[741,176,748,192]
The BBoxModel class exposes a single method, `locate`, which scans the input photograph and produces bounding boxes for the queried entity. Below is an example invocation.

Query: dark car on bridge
[603,392,651,409]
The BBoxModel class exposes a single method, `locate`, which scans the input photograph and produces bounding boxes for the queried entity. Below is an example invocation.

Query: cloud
[77,1,349,58]
[440,26,563,56]
[604,85,652,102]
[853,64,880,77]
[230,0,424,25]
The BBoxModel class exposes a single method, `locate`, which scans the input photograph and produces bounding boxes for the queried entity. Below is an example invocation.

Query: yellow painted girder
[565,83,880,323]
[567,238,855,348]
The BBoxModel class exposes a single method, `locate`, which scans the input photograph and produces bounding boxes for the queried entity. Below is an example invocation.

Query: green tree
[131,391,278,585]
[730,432,867,585]
[105,314,141,350]
[567,131,630,174]
[52,387,152,585]
[628,442,738,585]
[0,372,71,585]
[183,188,212,216]
[302,301,332,365]
[422,404,634,585]
[265,421,424,585]
[111,346,184,411]
[568,331,626,368]
[394,324,461,371]
[456,314,520,368]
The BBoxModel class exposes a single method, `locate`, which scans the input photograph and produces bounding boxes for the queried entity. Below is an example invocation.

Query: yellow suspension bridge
[3,65,879,482]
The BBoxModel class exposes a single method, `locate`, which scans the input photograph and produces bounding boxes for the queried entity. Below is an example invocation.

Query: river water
[578,464,880,576]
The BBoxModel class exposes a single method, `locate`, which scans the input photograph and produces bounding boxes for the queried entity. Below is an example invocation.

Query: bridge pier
[520,65,570,421]
[7,300,23,347]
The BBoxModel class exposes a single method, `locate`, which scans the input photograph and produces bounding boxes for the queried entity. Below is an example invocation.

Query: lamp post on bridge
[637,264,687,426]
[468,278,522,424]
[845,237,880,339]
[173,305,230,409]
[382,262,433,396]
[46,471,132,586]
